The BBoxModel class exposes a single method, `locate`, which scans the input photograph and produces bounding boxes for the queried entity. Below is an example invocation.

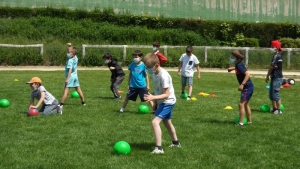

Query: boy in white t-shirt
[143,53,180,154]
[177,46,200,100]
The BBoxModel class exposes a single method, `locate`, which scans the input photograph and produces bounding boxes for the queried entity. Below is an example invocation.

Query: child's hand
[177,72,181,76]
[109,67,115,70]
[238,85,243,91]
[146,86,150,91]
[30,105,37,109]
[144,93,154,102]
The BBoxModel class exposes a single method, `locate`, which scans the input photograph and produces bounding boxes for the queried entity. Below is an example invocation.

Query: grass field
[0,70,299,169]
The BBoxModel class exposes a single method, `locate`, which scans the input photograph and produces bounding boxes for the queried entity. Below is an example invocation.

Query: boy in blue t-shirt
[120,50,149,113]
[58,46,85,114]
[228,50,254,127]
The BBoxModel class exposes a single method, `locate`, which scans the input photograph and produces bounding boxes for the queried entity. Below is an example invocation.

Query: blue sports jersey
[65,56,78,77]
[128,62,147,88]
[235,61,253,88]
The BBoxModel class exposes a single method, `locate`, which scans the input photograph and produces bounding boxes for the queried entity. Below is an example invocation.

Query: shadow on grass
[97,96,114,100]
[129,142,153,150]
[200,119,233,124]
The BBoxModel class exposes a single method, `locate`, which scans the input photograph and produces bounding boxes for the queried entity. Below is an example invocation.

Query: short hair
[70,46,77,55]
[143,53,159,68]
[102,53,112,60]
[186,46,193,53]
[153,42,160,47]
[232,50,244,60]
[132,50,143,57]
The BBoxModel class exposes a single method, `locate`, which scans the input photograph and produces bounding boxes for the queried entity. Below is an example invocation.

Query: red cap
[271,40,282,51]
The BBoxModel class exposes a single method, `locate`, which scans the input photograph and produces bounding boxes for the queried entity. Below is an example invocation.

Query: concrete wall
[0,0,299,22]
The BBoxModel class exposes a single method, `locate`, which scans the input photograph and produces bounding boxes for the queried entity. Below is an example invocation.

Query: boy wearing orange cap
[265,40,283,114]
[26,77,61,115]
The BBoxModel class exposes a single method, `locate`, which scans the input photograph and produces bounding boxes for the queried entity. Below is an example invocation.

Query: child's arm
[195,64,201,80]
[238,71,250,91]
[127,71,131,89]
[30,92,45,108]
[65,68,72,84]
[228,67,235,72]
[145,72,150,90]
[28,98,34,109]
[265,65,274,83]
[144,88,169,102]
[177,61,182,76]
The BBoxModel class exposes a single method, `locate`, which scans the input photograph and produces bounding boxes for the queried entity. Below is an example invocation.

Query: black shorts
[126,87,148,102]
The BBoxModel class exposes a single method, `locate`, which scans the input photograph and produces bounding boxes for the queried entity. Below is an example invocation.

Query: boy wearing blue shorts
[265,40,283,114]
[177,46,200,100]
[58,46,85,114]
[143,53,180,154]
[228,50,254,126]
[120,50,149,113]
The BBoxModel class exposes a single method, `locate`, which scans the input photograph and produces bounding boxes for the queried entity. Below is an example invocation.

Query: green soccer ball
[0,99,10,108]
[181,93,188,99]
[71,91,80,98]
[234,116,247,124]
[113,141,131,155]
[138,105,149,114]
[280,104,285,111]
[260,104,270,113]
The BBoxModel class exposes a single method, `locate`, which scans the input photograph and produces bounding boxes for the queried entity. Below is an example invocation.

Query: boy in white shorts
[143,53,180,154]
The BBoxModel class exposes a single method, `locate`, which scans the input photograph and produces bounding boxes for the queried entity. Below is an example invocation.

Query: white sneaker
[57,105,63,115]
[120,108,124,113]
[187,97,191,100]
[151,147,164,154]
[169,143,181,148]
[273,110,282,115]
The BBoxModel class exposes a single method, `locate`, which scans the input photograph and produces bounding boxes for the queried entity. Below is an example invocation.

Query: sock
[60,103,64,106]
[156,146,162,150]
[172,140,179,145]
[188,96,191,98]
[82,102,85,105]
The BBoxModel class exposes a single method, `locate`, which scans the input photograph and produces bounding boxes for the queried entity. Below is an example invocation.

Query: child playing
[120,50,150,113]
[26,77,61,115]
[265,40,283,114]
[152,42,167,66]
[143,53,180,154]
[177,46,200,100]
[228,50,254,126]
[102,53,125,100]
[58,46,85,114]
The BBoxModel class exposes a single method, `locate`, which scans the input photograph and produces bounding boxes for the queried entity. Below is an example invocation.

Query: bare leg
[60,87,69,104]
[188,84,193,97]
[163,119,178,141]
[239,100,246,124]
[75,86,85,103]
[245,100,252,123]
[121,97,129,109]
[152,117,162,146]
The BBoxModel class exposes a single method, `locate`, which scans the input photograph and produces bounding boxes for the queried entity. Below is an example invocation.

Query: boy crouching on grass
[143,53,180,154]
[26,77,62,115]
[228,50,254,127]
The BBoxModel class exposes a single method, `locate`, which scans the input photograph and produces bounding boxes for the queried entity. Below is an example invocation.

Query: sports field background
[0,0,299,23]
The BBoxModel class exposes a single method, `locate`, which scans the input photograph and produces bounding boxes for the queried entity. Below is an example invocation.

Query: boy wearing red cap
[152,42,167,66]
[265,40,283,114]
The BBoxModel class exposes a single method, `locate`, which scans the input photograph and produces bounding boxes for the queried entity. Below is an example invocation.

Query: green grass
[0,70,299,169]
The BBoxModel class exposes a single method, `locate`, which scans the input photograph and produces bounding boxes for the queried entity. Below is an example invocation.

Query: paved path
[0,66,299,78]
